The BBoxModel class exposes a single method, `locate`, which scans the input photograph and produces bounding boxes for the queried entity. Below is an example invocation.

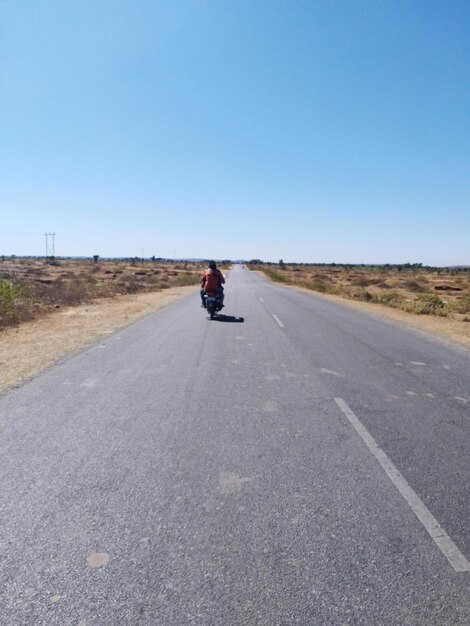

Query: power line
[44,232,55,260]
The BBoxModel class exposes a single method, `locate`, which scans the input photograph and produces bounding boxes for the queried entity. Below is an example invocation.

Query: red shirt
[201,268,225,290]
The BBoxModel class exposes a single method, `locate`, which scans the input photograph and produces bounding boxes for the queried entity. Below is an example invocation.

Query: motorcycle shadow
[212,314,245,323]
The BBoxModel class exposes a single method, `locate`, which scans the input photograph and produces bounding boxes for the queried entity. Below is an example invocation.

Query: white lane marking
[259,297,264,302]
[320,368,344,378]
[80,379,97,388]
[272,314,284,328]
[335,397,470,573]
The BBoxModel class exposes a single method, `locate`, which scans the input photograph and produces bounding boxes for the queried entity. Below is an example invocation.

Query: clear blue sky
[1,0,468,265]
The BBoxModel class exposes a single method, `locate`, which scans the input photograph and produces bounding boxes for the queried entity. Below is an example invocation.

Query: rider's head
[209,261,217,270]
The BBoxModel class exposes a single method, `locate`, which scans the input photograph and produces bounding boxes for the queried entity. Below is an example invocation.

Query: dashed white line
[259,297,264,302]
[335,397,470,573]
[272,314,284,328]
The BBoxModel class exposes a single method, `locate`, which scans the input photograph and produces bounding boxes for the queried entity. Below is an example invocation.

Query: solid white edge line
[335,397,470,573]
[272,314,284,328]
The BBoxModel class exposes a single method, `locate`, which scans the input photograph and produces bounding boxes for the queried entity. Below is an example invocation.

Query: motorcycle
[203,290,223,320]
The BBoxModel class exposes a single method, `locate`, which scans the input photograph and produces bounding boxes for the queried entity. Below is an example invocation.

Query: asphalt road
[1,265,469,625]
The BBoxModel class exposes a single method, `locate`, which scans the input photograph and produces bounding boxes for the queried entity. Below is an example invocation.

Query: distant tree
[279,259,285,268]
[93,255,99,263]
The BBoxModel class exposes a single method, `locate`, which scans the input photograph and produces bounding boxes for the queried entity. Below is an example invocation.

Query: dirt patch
[0,285,198,396]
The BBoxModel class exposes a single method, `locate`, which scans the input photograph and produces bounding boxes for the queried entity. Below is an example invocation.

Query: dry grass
[252,263,470,322]
[0,258,206,330]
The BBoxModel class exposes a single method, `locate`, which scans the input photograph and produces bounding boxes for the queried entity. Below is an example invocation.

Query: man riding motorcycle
[200,261,225,309]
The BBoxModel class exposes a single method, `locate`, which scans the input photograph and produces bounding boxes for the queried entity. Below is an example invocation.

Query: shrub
[358,290,374,302]
[377,291,402,306]
[174,274,200,287]
[414,293,448,316]
[0,279,31,326]
[451,294,470,315]
[32,276,101,307]
[306,279,330,293]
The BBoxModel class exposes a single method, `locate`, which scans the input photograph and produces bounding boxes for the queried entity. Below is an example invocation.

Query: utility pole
[45,232,56,262]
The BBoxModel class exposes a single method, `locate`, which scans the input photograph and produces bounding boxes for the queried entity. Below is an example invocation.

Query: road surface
[1,265,469,625]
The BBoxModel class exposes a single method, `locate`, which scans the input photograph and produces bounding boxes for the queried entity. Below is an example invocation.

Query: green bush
[0,279,31,326]
[414,293,448,316]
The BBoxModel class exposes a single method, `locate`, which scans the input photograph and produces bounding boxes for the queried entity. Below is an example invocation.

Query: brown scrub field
[0,257,205,329]
[255,263,470,320]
